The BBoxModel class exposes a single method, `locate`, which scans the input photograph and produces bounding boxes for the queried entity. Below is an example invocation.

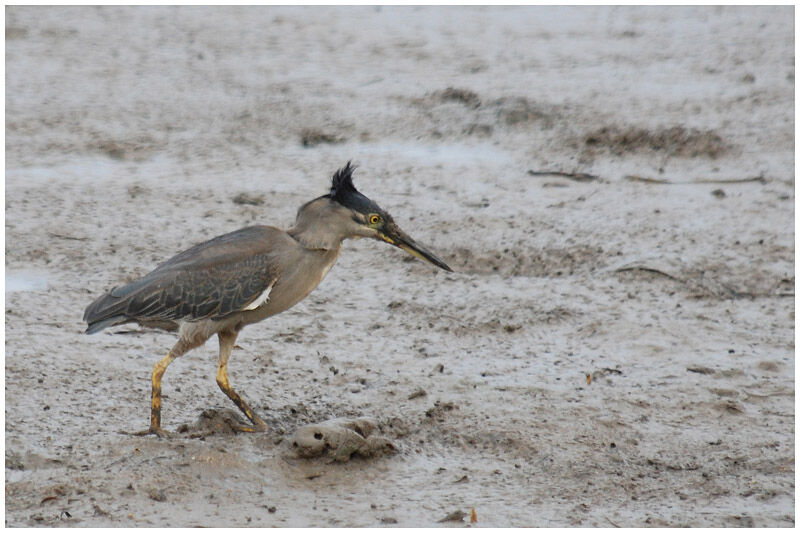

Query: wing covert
[87,226,293,326]
[130,253,279,322]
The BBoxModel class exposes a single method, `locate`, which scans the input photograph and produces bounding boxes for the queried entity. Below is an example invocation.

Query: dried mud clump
[300,128,344,147]
[490,96,553,127]
[463,123,493,137]
[424,400,459,421]
[94,137,157,161]
[434,87,481,108]
[583,125,729,158]
[175,408,247,436]
[232,192,265,206]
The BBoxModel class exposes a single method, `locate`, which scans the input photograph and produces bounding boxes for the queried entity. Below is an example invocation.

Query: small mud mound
[434,87,481,108]
[93,136,158,161]
[289,417,396,462]
[300,128,345,147]
[583,125,729,158]
[176,408,252,437]
[488,96,554,127]
[450,245,606,277]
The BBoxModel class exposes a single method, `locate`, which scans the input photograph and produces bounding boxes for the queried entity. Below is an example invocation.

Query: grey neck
[287,197,349,251]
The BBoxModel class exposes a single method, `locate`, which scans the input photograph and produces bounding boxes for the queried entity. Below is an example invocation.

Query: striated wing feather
[84,226,290,332]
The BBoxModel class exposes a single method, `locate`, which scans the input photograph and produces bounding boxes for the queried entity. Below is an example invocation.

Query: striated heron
[83,163,452,436]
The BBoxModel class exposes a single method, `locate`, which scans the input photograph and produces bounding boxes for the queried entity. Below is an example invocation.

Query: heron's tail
[83,286,134,334]
[84,315,128,334]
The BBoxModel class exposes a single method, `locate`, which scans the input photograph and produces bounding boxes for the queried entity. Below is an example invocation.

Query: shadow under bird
[83,162,452,437]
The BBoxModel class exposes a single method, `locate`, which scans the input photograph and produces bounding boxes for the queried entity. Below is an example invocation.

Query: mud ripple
[449,245,606,277]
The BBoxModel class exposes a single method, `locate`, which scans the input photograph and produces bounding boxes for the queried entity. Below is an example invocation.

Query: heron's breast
[241,248,340,323]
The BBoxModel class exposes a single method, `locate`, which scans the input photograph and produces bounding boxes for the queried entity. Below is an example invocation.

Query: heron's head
[326,162,452,272]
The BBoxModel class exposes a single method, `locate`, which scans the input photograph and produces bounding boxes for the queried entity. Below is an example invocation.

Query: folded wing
[83,226,286,333]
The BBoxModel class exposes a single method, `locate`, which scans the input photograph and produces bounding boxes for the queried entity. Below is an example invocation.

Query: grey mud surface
[5,6,794,527]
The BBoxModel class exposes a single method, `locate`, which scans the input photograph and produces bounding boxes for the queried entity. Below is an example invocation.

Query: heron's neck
[288,225,344,251]
[287,198,348,251]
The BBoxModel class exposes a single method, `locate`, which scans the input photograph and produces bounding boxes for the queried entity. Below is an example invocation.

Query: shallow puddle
[6,271,50,293]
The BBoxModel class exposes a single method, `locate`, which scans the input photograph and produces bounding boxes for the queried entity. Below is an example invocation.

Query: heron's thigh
[217,330,239,367]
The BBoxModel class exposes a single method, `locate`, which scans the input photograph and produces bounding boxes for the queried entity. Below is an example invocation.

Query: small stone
[232,192,265,206]
[300,129,343,147]
[438,510,466,523]
[147,488,166,502]
[407,388,427,400]
[687,365,716,374]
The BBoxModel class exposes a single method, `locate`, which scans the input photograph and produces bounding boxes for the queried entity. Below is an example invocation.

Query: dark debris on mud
[94,137,158,161]
[300,128,345,147]
[434,87,481,108]
[583,125,730,158]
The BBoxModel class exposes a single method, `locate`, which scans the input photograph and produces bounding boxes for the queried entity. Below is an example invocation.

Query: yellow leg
[216,331,268,432]
[131,337,196,438]
[149,352,175,436]
[130,352,175,438]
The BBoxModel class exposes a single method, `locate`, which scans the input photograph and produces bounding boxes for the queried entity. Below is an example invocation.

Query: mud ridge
[449,245,607,277]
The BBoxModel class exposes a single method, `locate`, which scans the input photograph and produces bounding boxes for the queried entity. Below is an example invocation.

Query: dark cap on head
[328,161,384,216]
[325,161,452,272]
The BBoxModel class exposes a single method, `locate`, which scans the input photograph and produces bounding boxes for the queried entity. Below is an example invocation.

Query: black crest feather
[327,161,382,215]
[329,161,358,202]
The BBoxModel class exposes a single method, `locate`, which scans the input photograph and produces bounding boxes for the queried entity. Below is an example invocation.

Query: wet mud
[5,6,794,527]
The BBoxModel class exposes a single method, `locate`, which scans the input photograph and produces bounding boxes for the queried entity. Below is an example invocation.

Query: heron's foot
[126,425,172,438]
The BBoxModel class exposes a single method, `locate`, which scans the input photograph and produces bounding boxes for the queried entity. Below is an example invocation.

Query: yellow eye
[369,214,381,225]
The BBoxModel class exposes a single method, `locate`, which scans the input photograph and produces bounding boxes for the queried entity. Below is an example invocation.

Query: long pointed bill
[380,223,453,272]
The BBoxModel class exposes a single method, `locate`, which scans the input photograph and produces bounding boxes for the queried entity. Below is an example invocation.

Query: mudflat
[5,6,794,527]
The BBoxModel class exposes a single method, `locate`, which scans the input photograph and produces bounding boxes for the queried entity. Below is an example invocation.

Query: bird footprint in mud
[290,417,397,462]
